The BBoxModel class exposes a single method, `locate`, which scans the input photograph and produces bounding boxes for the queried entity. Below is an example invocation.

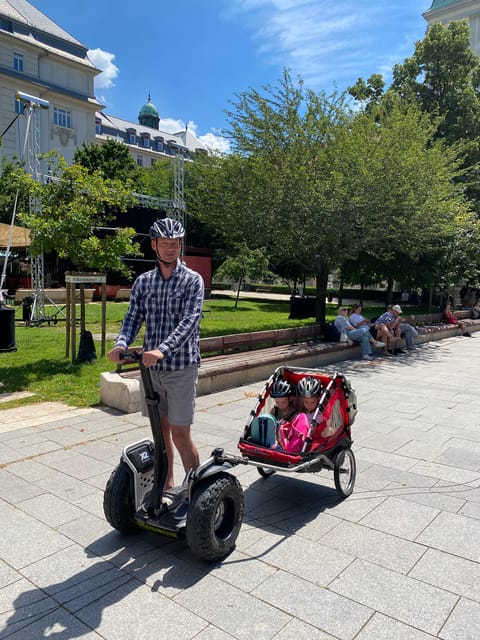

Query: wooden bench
[100,309,480,412]
[198,325,321,356]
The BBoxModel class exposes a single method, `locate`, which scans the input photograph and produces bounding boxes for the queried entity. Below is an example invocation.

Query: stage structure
[15,91,66,325]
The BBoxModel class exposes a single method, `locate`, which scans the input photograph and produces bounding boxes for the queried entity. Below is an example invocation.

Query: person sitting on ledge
[334,306,384,361]
[442,302,473,337]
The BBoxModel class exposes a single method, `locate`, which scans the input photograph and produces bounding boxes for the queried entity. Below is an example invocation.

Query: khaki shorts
[140,365,198,426]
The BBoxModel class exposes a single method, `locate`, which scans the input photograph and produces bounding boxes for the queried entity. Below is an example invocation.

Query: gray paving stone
[330,558,458,635]
[76,579,208,640]
[0,503,72,569]
[389,486,466,514]
[356,446,418,471]
[36,469,98,502]
[1,605,105,639]
[458,499,480,520]
[320,519,426,573]
[355,612,437,639]
[0,560,19,590]
[439,597,480,640]
[416,511,480,563]
[251,570,372,639]
[359,495,439,540]
[243,528,354,586]
[0,469,45,504]
[194,626,238,640]
[271,618,336,639]
[355,464,436,492]
[174,573,291,640]
[43,452,113,480]
[410,548,480,602]
[17,493,86,528]
[434,445,480,472]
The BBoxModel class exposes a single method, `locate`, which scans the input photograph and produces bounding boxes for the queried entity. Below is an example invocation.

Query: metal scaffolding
[16,92,65,325]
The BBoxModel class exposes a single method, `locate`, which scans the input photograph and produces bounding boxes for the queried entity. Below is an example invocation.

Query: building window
[136,155,143,166]
[53,107,71,129]
[14,99,25,114]
[129,133,136,144]
[156,139,163,151]
[95,120,102,134]
[143,136,150,148]
[13,52,23,72]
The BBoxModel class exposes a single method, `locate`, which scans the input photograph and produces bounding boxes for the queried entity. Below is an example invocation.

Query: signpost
[65,272,107,362]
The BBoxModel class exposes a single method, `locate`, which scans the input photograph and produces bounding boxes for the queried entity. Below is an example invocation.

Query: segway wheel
[257,467,275,478]
[334,448,356,499]
[186,473,244,562]
[103,462,139,534]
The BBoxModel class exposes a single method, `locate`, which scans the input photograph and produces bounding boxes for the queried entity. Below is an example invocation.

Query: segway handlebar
[119,349,163,367]
[118,350,143,362]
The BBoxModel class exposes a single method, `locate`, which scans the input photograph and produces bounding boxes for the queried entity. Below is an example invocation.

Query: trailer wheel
[103,462,139,534]
[257,467,275,478]
[334,448,356,498]
[186,473,244,562]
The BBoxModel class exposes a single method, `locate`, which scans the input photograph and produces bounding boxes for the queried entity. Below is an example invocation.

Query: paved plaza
[1,336,480,639]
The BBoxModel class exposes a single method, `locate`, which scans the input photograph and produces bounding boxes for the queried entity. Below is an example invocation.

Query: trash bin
[0,302,17,352]
[289,295,316,319]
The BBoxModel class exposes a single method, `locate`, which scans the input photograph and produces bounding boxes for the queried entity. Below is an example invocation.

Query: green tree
[338,98,470,301]
[200,69,356,322]
[391,20,480,209]
[74,139,139,183]
[391,20,480,144]
[0,158,30,225]
[215,243,272,308]
[20,154,139,276]
[135,157,172,198]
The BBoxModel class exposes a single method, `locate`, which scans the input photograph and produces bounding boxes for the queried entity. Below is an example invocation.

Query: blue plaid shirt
[115,261,204,371]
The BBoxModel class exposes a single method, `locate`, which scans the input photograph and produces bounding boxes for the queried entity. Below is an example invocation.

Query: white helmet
[149,217,184,239]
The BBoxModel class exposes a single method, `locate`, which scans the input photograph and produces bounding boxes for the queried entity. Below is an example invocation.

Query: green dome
[427,0,461,10]
[139,100,159,119]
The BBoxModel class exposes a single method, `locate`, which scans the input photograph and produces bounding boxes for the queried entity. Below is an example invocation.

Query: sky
[31,0,433,153]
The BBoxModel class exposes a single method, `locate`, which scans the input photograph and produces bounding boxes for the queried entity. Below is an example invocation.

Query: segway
[103,350,244,562]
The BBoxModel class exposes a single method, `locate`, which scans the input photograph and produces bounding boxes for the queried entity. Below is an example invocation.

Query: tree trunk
[315,257,329,323]
[386,278,394,305]
[360,282,364,306]
[338,280,344,307]
[234,276,243,309]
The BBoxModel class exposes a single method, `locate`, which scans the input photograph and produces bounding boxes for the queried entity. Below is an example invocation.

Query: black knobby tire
[103,462,139,534]
[334,448,356,498]
[257,467,276,478]
[186,473,244,562]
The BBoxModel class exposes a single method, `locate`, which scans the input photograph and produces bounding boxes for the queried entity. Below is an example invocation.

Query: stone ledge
[99,320,480,413]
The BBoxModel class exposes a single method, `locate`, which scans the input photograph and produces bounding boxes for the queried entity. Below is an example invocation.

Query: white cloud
[197,132,231,154]
[226,0,425,91]
[88,48,119,89]
[157,118,230,154]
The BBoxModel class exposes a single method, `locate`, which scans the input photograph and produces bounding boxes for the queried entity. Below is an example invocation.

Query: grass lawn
[0,298,402,409]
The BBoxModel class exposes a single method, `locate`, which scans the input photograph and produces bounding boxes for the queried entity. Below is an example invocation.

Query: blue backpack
[249,414,278,447]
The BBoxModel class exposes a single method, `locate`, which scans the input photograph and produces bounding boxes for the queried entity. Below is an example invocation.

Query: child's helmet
[270,378,294,398]
[149,217,185,239]
[297,376,321,397]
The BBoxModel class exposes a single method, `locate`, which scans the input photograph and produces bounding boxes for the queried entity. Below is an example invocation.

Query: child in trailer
[297,376,323,424]
[276,376,323,453]
[269,378,297,424]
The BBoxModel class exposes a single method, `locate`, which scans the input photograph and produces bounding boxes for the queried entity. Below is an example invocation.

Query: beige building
[0,0,102,167]
[423,0,480,55]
